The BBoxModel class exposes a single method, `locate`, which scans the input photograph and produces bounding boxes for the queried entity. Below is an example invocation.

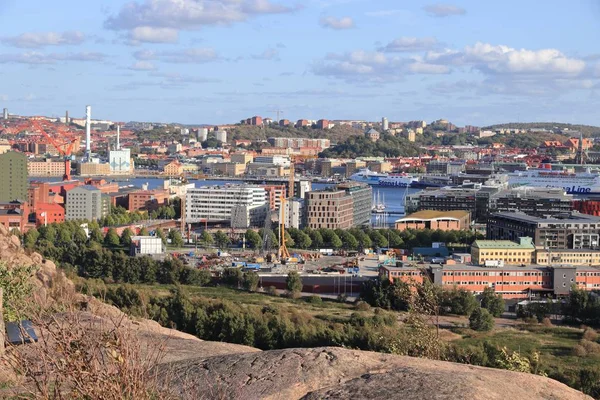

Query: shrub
[573,344,588,357]
[541,317,553,327]
[583,328,599,342]
[337,293,348,303]
[306,295,322,305]
[0,262,37,321]
[469,307,494,332]
[285,272,303,297]
[581,339,600,355]
[355,301,371,312]
[266,286,278,296]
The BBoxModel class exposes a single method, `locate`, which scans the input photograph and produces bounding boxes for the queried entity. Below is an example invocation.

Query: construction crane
[270,109,284,122]
[30,120,77,181]
[278,157,295,261]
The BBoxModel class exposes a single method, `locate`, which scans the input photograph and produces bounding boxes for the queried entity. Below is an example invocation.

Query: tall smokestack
[65,110,69,125]
[116,124,121,150]
[2,108,7,120]
[85,105,91,160]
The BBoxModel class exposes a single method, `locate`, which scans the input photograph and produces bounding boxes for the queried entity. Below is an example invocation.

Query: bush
[581,339,600,355]
[266,286,278,296]
[285,272,303,297]
[306,295,322,305]
[469,307,494,332]
[583,328,599,342]
[542,317,553,327]
[337,293,348,303]
[573,344,588,357]
[355,301,371,312]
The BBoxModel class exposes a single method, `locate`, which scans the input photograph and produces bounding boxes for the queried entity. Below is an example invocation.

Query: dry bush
[541,317,552,327]
[572,344,588,357]
[583,327,599,342]
[355,301,371,312]
[580,339,600,355]
[4,310,173,399]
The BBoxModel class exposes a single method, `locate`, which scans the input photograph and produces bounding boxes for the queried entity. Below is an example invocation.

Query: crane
[30,120,77,181]
[270,109,284,122]
[278,157,295,261]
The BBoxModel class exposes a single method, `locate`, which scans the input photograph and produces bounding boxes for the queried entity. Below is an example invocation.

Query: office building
[0,152,27,202]
[490,187,573,217]
[65,185,108,221]
[339,182,372,227]
[304,183,371,229]
[128,189,170,211]
[416,186,498,223]
[471,237,536,266]
[487,212,600,250]
[426,161,465,175]
[186,185,267,226]
[109,149,133,174]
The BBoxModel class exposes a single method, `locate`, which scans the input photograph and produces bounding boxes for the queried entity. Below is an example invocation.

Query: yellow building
[163,161,183,176]
[0,140,10,155]
[407,130,416,142]
[536,249,600,266]
[471,237,535,266]
[28,159,66,177]
[78,162,111,176]
[230,153,254,165]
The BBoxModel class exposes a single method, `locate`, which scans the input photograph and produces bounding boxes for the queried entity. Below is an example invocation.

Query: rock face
[162,347,590,400]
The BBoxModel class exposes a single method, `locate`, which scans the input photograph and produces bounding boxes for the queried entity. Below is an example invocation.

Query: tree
[120,228,133,247]
[214,230,230,250]
[295,231,312,249]
[73,228,88,245]
[480,287,505,317]
[23,228,39,248]
[245,229,262,249]
[168,229,184,248]
[199,230,214,248]
[442,287,478,316]
[307,229,323,248]
[89,227,104,243]
[242,272,260,292]
[469,307,494,332]
[104,228,121,248]
[285,271,303,297]
[155,229,167,245]
[139,226,149,236]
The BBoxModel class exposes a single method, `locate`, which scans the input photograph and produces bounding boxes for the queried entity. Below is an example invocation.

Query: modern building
[262,184,286,210]
[65,185,107,221]
[284,198,304,229]
[490,187,573,218]
[415,186,498,223]
[487,212,600,250]
[130,236,165,256]
[251,116,263,126]
[108,149,133,174]
[426,161,465,175]
[254,155,291,167]
[471,237,536,266]
[128,189,170,211]
[186,185,267,226]
[304,183,371,229]
[339,182,372,227]
[230,153,254,165]
[0,151,27,202]
[395,210,471,231]
[215,130,227,143]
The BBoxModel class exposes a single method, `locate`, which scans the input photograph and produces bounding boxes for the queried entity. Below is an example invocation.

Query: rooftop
[473,238,535,249]
[491,211,600,224]
[397,210,470,222]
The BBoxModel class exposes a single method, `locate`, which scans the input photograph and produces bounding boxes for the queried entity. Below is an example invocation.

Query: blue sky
[1,0,600,126]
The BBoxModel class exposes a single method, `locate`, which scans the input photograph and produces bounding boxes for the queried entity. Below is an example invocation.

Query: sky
[1,0,600,126]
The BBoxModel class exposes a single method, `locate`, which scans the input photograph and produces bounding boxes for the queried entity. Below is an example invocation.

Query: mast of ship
[576,131,587,165]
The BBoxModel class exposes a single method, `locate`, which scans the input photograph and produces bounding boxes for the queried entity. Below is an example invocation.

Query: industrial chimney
[85,105,91,160]
[2,108,7,120]
[116,124,121,150]
[65,110,69,125]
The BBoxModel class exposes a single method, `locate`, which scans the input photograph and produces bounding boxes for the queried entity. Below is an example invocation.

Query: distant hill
[484,122,600,137]
[229,124,364,143]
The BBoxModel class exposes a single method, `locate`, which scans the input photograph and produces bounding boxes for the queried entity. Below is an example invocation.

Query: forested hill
[229,124,364,143]
[484,122,600,137]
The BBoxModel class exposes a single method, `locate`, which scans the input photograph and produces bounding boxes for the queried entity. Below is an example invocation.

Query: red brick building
[35,202,65,226]
[316,119,329,130]
[0,200,29,232]
[251,116,263,126]
[128,189,170,211]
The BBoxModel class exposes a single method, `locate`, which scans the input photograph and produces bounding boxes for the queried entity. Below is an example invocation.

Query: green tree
[295,231,312,249]
[139,226,149,236]
[199,230,214,248]
[23,228,39,248]
[214,230,230,250]
[242,272,260,292]
[156,228,167,245]
[307,229,324,248]
[469,307,494,331]
[285,271,303,297]
[73,227,89,245]
[480,287,505,317]
[168,229,184,248]
[120,228,134,247]
[245,229,262,249]
[104,228,121,248]
[89,227,104,243]
[442,287,478,316]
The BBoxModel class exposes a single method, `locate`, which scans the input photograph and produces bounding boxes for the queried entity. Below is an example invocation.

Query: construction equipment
[30,120,77,181]
[270,109,284,121]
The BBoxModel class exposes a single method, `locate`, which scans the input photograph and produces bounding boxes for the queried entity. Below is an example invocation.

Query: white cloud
[3,31,85,48]
[128,27,179,44]
[133,47,219,63]
[0,51,105,64]
[365,9,408,17]
[423,4,466,17]
[129,61,157,71]
[380,37,439,52]
[319,16,355,30]
[407,62,449,74]
[251,48,280,60]
[104,0,295,30]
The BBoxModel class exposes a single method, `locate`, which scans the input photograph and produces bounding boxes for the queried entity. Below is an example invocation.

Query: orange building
[163,161,183,176]
[128,189,170,211]
[262,184,286,210]
[0,201,29,232]
[395,210,470,231]
[35,202,65,226]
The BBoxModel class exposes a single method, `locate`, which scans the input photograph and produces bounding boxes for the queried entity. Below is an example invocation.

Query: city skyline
[1,0,600,125]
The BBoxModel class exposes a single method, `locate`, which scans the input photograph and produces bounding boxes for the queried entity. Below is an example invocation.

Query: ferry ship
[508,166,600,194]
[349,168,418,188]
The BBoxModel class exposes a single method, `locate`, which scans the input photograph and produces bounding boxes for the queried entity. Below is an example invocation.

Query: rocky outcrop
[162,347,590,400]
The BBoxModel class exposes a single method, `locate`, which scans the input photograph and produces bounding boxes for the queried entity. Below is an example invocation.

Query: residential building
[416,187,497,223]
[28,159,66,177]
[128,189,170,211]
[230,153,254,165]
[395,210,471,231]
[344,160,367,177]
[296,119,309,128]
[186,185,267,226]
[254,155,291,166]
[490,187,573,217]
[279,119,290,127]
[251,116,263,126]
[246,163,289,177]
[210,162,246,177]
[304,188,354,229]
[366,161,392,173]
[262,184,286,210]
[35,202,65,226]
[406,130,416,142]
[167,143,182,154]
[365,128,380,142]
[426,161,465,175]
[65,185,107,221]
[471,237,536,266]
[130,236,165,256]
[487,212,600,250]
[0,151,27,202]
[339,182,372,227]
[284,198,304,229]
[215,130,227,143]
[267,137,330,149]
[536,249,600,266]
[163,161,183,176]
[0,201,29,232]
[316,119,329,130]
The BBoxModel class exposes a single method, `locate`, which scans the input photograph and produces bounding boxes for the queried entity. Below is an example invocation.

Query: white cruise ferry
[349,168,418,187]
[508,166,600,194]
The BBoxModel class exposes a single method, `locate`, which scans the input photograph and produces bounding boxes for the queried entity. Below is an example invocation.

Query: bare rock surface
[162,347,591,400]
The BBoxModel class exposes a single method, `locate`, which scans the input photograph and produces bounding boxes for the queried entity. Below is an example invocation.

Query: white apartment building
[215,130,227,143]
[254,155,291,167]
[186,185,267,225]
